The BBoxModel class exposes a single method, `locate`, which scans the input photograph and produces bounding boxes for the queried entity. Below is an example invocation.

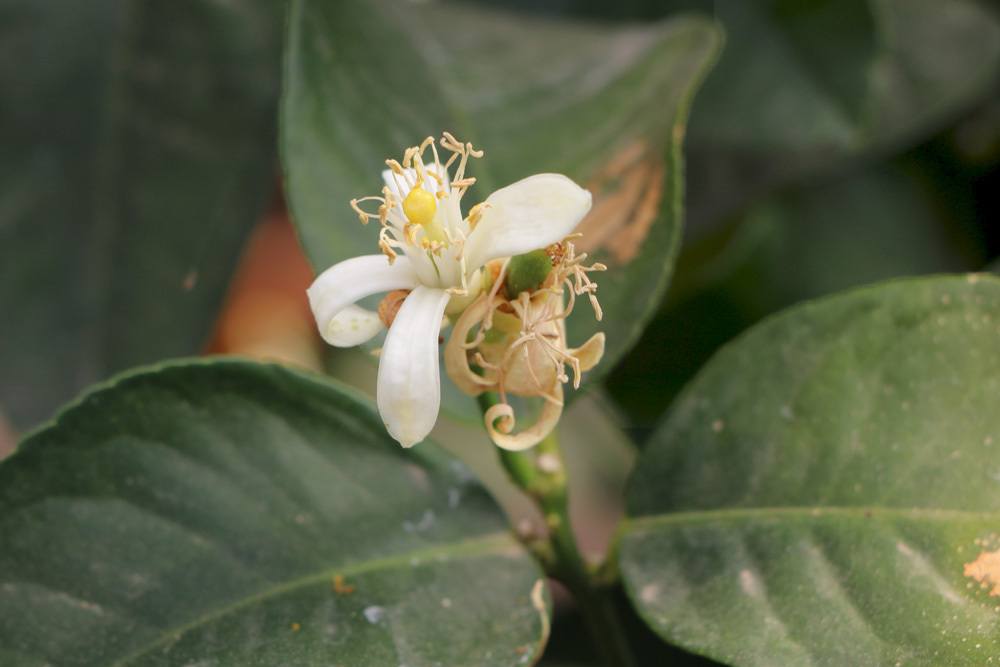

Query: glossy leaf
[684,0,1000,232]
[0,0,281,430]
[621,276,1000,665]
[281,0,722,392]
[0,360,548,665]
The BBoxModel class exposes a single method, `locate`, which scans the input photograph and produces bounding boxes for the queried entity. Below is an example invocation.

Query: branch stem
[478,393,634,667]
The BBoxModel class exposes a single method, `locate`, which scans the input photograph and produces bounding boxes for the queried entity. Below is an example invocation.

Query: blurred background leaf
[621,275,1000,665]
[606,161,981,430]
[0,0,282,432]
[600,0,1000,434]
[681,0,1000,233]
[281,0,722,421]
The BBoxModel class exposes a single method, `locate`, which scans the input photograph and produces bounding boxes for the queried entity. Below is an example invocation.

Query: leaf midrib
[110,531,519,666]
[624,505,1000,532]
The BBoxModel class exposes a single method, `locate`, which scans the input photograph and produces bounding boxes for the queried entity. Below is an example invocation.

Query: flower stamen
[443,237,605,451]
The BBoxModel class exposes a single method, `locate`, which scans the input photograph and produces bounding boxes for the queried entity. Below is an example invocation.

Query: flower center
[348,133,485,293]
[403,186,436,227]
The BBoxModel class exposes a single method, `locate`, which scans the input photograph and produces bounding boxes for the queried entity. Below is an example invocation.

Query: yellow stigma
[403,186,437,226]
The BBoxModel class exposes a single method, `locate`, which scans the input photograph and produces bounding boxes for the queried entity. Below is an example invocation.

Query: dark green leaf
[0,360,548,665]
[684,0,1000,232]
[606,165,976,429]
[0,0,281,430]
[281,0,722,400]
[621,275,1000,665]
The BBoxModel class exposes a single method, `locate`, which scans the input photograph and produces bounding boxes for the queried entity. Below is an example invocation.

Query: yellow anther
[467,201,489,229]
[403,186,436,226]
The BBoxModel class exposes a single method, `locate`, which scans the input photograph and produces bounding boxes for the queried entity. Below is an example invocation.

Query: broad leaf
[620,276,1000,665]
[0,360,548,665]
[282,0,722,396]
[0,0,282,430]
[683,0,1000,232]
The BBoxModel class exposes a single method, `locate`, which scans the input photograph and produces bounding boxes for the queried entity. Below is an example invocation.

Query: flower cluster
[307,133,605,449]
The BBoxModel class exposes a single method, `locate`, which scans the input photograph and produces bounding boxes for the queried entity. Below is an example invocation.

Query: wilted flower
[445,239,606,450]
[307,133,592,447]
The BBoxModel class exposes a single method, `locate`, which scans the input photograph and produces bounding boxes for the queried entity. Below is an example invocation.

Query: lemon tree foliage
[281,0,722,392]
[0,361,548,666]
[604,0,1000,430]
[681,0,1000,232]
[621,276,1000,666]
[606,165,976,427]
[0,0,281,430]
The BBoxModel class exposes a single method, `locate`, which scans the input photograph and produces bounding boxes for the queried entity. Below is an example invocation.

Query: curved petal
[377,286,451,447]
[443,293,498,396]
[321,305,384,347]
[465,173,592,270]
[570,332,605,375]
[484,384,564,451]
[307,255,417,347]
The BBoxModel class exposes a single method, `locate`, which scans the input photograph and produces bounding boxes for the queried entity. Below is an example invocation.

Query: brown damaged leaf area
[964,548,1000,597]
[575,140,665,264]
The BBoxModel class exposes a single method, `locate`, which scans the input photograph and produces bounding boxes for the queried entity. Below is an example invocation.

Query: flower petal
[465,173,592,270]
[443,293,497,396]
[307,255,417,347]
[322,305,384,347]
[571,333,605,373]
[377,286,451,447]
[484,384,564,451]
[382,164,450,203]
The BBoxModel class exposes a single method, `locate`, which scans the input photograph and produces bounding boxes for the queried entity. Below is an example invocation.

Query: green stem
[478,393,635,667]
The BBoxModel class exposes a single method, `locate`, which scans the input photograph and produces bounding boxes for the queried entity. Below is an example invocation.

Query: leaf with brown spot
[965,549,1000,597]
[282,0,724,418]
[576,141,665,265]
[622,276,1000,666]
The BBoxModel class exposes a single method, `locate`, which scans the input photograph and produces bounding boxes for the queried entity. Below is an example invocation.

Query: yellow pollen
[403,186,436,226]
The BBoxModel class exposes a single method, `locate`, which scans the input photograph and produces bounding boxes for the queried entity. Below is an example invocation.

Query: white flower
[307,134,592,447]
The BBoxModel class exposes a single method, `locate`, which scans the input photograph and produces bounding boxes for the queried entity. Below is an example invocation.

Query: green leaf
[281,0,722,396]
[606,164,977,429]
[620,275,1000,665]
[684,0,1000,232]
[0,0,282,430]
[0,360,548,665]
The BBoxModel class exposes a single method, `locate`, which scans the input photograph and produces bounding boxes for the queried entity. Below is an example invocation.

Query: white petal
[321,305,384,347]
[381,164,450,203]
[465,173,592,270]
[307,255,417,347]
[377,286,451,447]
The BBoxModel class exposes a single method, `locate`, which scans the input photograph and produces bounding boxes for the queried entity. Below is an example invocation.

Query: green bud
[504,249,552,299]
